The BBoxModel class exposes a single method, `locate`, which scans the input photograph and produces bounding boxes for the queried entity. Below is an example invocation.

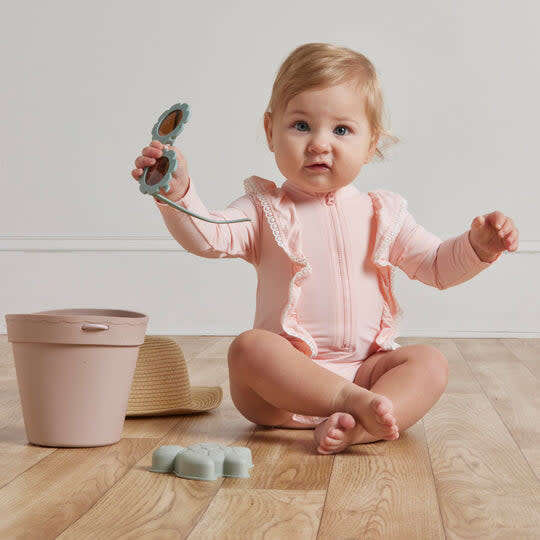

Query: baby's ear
[367,132,380,161]
[263,112,274,152]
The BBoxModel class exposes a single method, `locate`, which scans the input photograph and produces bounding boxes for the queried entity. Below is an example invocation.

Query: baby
[132,43,519,454]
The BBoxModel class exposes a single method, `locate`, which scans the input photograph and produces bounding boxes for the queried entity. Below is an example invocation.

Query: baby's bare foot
[339,385,400,442]
[314,412,358,454]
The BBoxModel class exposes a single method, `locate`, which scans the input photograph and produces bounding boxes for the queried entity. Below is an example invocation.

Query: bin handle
[81,323,109,331]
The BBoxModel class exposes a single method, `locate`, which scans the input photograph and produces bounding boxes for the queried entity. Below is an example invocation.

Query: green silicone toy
[138,102,251,224]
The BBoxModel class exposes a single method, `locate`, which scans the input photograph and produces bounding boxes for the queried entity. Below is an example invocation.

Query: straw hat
[126,335,223,417]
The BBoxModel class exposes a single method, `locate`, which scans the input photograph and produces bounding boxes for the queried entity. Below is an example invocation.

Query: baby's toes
[321,441,338,452]
[378,412,397,426]
[383,423,399,440]
[319,437,343,453]
[371,396,395,422]
[318,439,334,451]
[322,428,343,443]
[325,432,342,445]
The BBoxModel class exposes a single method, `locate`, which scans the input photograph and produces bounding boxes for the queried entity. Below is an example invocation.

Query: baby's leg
[227,329,397,440]
[228,378,320,429]
[228,329,348,427]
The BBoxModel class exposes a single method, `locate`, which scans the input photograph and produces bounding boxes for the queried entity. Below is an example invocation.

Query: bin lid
[5,309,148,346]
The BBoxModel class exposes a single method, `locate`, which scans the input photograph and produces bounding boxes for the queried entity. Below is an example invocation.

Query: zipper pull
[325,192,335,205]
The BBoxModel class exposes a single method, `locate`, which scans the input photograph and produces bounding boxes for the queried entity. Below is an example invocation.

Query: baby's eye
[293,121,309,132]
[292,121,351,135]
[335,125,350,136]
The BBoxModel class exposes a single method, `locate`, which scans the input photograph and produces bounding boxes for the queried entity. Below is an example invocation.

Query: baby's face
[264,80,378,194]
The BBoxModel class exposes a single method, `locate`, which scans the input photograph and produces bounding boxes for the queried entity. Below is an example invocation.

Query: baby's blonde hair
[265,42,399,160]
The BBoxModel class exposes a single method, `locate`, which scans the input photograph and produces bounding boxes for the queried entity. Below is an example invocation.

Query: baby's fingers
[133,141,172,180]
[149,140,176,155]
[135,155,157,169]
[505,230,519,250]
[141,141,163,158]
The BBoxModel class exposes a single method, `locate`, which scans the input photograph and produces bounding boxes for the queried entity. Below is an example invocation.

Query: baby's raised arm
[388,194,496,289]
[132,142,260,265]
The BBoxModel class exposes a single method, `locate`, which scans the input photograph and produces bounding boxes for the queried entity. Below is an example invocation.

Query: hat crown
[126,336,222,417]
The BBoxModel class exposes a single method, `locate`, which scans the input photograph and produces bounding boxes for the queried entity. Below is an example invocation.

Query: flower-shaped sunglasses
[138,102,251,225]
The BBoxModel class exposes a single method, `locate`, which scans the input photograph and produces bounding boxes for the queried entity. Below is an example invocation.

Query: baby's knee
[227,328,269,363]
[415,345,448,386]
[228,329,264,366]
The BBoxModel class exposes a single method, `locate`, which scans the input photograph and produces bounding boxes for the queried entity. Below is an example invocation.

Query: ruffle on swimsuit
[368,189,408,352]
[244,176,318,358]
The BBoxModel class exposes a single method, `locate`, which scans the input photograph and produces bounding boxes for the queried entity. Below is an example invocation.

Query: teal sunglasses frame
[138,102,251,224]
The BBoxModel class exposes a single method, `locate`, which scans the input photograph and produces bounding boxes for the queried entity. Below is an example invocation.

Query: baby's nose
[308,139,331,152]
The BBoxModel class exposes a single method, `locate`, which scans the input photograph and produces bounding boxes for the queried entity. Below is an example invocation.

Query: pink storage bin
[5,309,148,447]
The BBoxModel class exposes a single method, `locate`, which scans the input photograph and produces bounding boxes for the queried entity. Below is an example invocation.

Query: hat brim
[125,335,224,417]
[126,385,223,417]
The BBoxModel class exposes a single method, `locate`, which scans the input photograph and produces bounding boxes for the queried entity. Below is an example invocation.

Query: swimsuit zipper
[325,192,352,350]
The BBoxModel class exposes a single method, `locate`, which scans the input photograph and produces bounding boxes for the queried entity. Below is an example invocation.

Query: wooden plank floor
[0,335,538,539]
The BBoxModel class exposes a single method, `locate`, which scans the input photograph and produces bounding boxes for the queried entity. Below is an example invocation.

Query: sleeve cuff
[154,177,192,208]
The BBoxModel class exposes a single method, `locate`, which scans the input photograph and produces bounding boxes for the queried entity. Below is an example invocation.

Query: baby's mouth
[305,164,331,171]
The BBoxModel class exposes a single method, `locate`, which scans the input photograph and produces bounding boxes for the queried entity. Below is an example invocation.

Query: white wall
[1,0,538,336]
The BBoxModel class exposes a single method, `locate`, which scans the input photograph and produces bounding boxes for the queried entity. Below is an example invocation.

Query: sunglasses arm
[153,193,252,224]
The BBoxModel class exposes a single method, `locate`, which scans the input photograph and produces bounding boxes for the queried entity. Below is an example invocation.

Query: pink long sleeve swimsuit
[155,175,499,425]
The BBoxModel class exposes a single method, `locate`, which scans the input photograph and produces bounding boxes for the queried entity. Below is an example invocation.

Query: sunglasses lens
[146,156,169,186]
[158,110,183,136]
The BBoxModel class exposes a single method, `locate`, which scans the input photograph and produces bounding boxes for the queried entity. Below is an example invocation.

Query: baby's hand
[131,140,190,200]
[469,211,519,262]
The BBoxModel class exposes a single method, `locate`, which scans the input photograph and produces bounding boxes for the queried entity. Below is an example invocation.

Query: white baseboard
[0,236,538,253]
[395,330,540,339]
[1,330,539,338]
